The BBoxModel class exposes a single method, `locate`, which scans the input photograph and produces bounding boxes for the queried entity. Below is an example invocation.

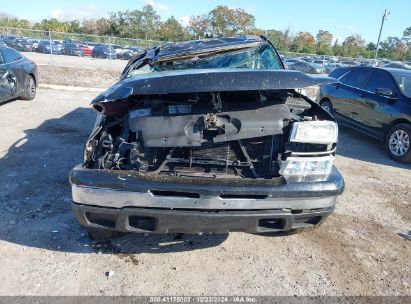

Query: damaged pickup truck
[69,36,344,239]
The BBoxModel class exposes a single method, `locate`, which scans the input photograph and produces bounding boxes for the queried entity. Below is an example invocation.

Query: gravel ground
[37,65,120,89]
[21,52,126,89]
[0,87,409,297]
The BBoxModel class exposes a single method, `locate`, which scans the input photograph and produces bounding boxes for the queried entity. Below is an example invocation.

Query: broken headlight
[289,121,338,144]
[279,155,334,182]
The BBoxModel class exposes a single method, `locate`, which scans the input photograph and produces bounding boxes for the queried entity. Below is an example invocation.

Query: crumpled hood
[91,69,337,105]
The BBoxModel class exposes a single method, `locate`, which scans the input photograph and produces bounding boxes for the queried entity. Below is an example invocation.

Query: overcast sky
[1,0,410,42]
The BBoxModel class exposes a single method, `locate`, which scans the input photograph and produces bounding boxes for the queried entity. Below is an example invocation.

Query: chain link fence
[0,26,171,89]
[0,26,165,63]
[1,26,373,65]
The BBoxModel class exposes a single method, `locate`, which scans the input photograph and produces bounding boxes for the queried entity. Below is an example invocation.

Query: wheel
[87,228,126,241]
[320,99,333,114]
[385,123,411,163]
[22,75,36,100]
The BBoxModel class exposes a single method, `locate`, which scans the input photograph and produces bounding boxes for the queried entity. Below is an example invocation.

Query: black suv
[70,36,344,239]
[318,67,411,163]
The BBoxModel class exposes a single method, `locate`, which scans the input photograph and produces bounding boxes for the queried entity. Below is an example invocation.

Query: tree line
[1,5,410,60]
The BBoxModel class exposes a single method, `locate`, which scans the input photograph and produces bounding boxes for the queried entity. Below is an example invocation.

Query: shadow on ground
[337,126,411,170]
[0,107,227,254]
[0,97,19,107]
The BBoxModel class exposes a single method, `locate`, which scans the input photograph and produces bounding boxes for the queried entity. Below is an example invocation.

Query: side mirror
[375,88,396,98]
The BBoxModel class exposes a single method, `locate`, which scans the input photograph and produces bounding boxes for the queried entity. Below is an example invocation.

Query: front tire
[385,123,411,163]
[22,75,36,100]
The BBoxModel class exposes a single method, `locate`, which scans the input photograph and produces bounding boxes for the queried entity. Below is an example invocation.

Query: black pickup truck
[69,36,344,239]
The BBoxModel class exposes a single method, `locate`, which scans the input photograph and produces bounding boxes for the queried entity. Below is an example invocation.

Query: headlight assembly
[289,121,338,144]
[279,155,334,182]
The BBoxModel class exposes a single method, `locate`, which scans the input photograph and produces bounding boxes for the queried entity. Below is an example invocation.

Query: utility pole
[48,30,53,63]
[108,35,111,63]
[374,9,390,60]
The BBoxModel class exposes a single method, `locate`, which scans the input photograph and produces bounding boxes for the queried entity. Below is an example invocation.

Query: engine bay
[84,89,332,179]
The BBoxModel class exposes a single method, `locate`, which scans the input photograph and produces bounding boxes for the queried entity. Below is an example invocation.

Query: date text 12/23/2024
[149,296,257,303]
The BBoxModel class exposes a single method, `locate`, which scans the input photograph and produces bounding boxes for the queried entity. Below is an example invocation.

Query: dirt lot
[0,86,409,297]
[24,52,127,72]
[21,52,126,89]
[38,65,121,89]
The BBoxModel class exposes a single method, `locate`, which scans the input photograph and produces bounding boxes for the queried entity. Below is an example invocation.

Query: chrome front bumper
[72,184,337,210]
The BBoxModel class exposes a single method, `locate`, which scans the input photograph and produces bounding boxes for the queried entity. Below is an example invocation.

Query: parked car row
[282,54,411,74]
[0,35,145,60]
[61,43,90,57]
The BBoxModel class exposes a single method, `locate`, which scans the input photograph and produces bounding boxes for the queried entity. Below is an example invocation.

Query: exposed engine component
[84,88,332,179]
[129,103,293,147]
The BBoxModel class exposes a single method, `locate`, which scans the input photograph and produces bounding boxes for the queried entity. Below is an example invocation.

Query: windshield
[392,73,411,98]
[127,43,283,78]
